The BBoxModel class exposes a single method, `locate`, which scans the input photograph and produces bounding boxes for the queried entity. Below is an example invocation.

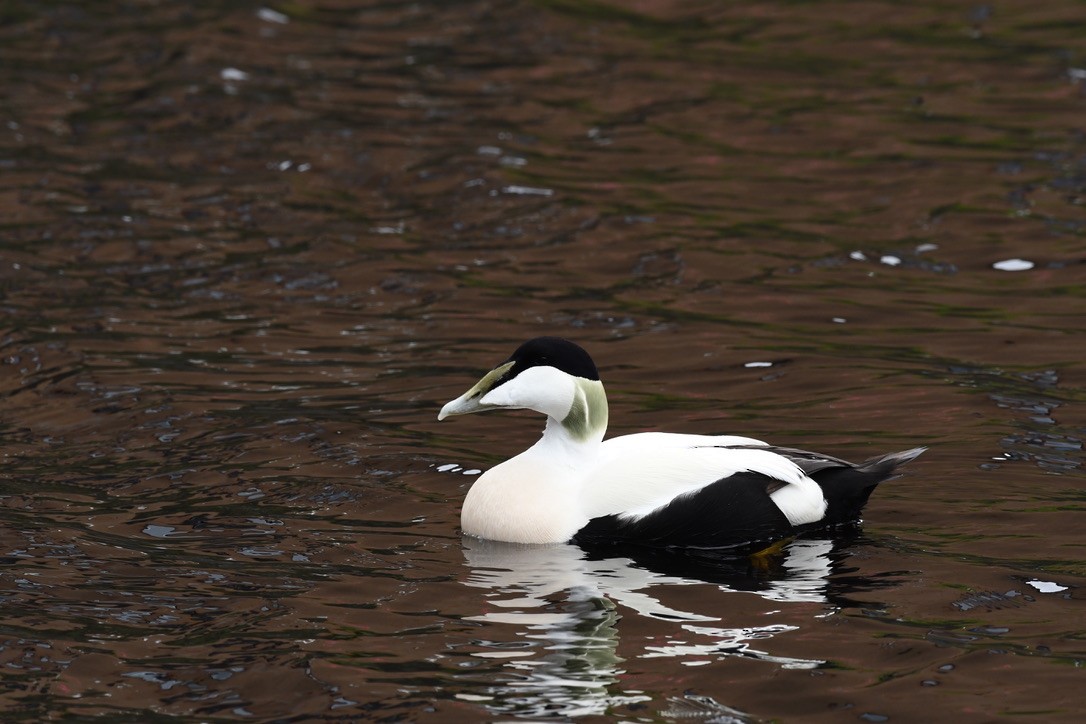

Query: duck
[438,336,924,549]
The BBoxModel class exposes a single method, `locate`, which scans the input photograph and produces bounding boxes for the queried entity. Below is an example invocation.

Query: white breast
[460,452,589,544]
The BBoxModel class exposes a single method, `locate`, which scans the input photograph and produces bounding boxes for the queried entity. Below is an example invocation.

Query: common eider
[438,336,924,548]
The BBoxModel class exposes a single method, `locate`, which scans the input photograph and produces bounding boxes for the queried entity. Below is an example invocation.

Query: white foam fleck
[502,185,553,196]
[1026,580,1068,593]
[744,361,773,368]
[221,67,250,82]
[371,222,404,235]
[993,258,1034,271]
[258,7,289,24]
[880,254,902,266]
[849,251,867,261]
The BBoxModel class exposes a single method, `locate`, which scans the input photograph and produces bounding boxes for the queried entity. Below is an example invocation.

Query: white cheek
[481,366,574,419]
[480,382,520,408]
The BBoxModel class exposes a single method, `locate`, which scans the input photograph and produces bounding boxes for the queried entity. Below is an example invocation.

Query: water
[1,1,1084,720]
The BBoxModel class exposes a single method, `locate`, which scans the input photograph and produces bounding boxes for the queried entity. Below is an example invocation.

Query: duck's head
[438,337,608,442]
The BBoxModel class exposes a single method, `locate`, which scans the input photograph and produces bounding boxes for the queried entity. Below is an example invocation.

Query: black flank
[573,471,794,550]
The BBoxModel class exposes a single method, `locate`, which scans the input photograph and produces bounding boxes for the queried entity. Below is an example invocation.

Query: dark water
[1,1,1085,721]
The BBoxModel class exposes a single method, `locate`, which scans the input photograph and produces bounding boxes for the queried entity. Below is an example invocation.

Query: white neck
[532,413,603,467]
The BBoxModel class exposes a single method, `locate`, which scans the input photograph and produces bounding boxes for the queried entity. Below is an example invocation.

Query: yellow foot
[748,537,794,570]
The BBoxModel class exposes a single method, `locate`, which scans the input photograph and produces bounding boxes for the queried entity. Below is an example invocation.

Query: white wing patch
[768,476,827,526]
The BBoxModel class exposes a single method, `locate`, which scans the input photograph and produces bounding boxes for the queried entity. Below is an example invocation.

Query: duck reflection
[459,536,862,719]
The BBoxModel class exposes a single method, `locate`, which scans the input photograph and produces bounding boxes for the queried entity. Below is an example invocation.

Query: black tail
[805,447,926,527]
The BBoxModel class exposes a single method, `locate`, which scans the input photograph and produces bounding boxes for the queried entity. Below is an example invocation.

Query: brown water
[1,1,1085,721]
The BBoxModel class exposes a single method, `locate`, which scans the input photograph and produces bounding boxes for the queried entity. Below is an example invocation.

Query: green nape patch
[561,379,609,441]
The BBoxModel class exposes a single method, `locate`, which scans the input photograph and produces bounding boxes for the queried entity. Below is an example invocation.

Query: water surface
[1,1,1085,721]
